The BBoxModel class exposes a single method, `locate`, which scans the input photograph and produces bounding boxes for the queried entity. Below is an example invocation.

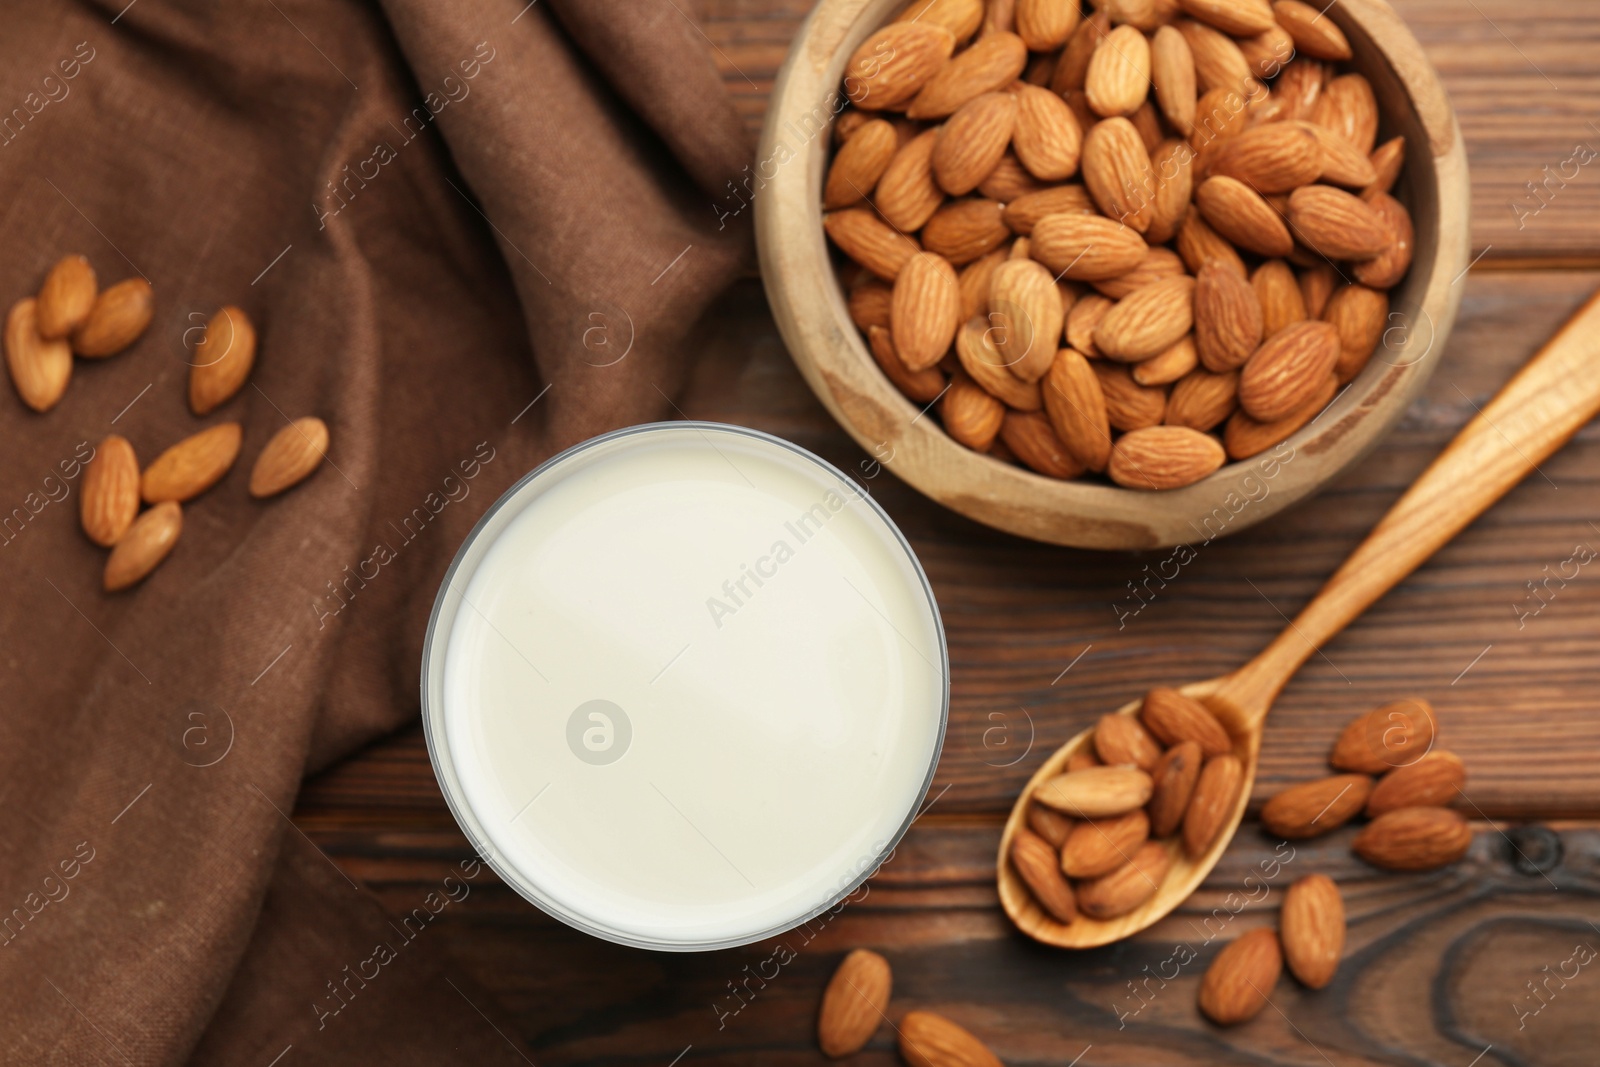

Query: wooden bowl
[756,0,1470,551]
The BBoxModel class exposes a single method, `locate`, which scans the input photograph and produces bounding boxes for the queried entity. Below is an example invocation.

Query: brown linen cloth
[0,0,750,1062]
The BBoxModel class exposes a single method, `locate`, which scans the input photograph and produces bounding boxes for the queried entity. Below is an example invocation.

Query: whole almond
[956,317,1043,409]
[923,198,1010,264]
[1031,213,1149,280]
[1015,0,1082,51]
[870,326,948,403]
[141,423,244,504]
[1299,262,1338,318]
[895,0,985,40]
[1261,773,1373,839]
[1194,260,1263,371]
[1176,208,1248,279]
[1273,0,1351,60]
[1238,320,1340,421]
[81,435,141,547]
[908,31,1028,119]
[1195,175,1293,257]
[1165,368,1238,431]
[1275,58,1326,122]
[1094,362,1167,430]
[1108,425,1224,489]
[957,249,1007,320]
[1199,928,1282,1025]
[5,297,72,412]
[1067,747,1104,773]
[1065,292,1113,357]
[989,258,1065,381]
[1093,246,1188,300]
[1011,826,1079,924]
[1134,335,1200,386]
[189,305,258,415]
[1190,85,1251,152]
[1002,184,1095,234]
[877,130,946,232]
[1353,806,1472,871]
[1367,750,1466,817]
[1044,347,1113,470]
[72,277,153,358]
[941,374,1005,450]
[1288,184,1391,260]
[1075,840,1171,919]
[1366,135,1406,196]
[824,119,899,208]
[1176,18,1259,97]
[1211,122,1322,194]
[1142,687,1232,756]
[1251,259,1307,337]
[1149,25,1197,134]
[1082,117,1157,232]
[1180,0,1274,35]
[1183,753,1243,856]
[1146,140,1196,244]
[1313,73,1378,153]
[933,92,1017,196]
[1051,11,1111,95]
[1223,372,1335,459]
[1027,800,1076,847]
[250,417,330,498]
[1036,764,1154,818]
[1148,741,1203,837]
[1304,121,1378,188]
[104,501,183,593]
[36,255,98,340]
[893,253,963,371]
[1062,809,1151,878]
[850,281,893,331]
[1352,191,1414,289]
[1094,276,1196,363]
[845,23,956,110]
[1012,84,1082,181]
[1322,283,1388,382]
[1085,24,1152,118]
[980,151,1047,203]
[1281,873,1344,989]
[899,1010,1004,1067]
[1001,411,1084,478]
[817,949,892,1058]
[1094,712,1163,770]
[1238,23,1295,80]
[834,110,870,144]
[825,208,922,280]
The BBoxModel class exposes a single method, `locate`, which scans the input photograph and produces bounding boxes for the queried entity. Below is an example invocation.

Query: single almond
[1251,259,1307,337]
[1002,184,1096,234]
[72,277,153,358]
[845,23,956,110]
[1062,809,1151,878]
[1353,806,1472,871]
[1051,10,1111,95]
[893,252,963,371]
[1237,23,1295,80]
[1261,773,1373,839]
[1239,320,1340,421]
[824,119,899,209]
[141,423,244,504]
[1194,260,1263,371]
[1223,372,1335,459]
[81,435,141,547]
[1035,764,1154,818]
[1148,740,1203,837]
[1094,712,1163,770]
[1065,292,1113,358]
[1092,246,1188,300]
[1146,139,1197,244]
[817,949,892,1058]
[1199,928,1282,1025]
[1322,283,1388,382]
[1211,121,1322,194]
[989,258,1065,381]
[1366,135,1406,196]
[189,305,258,415]
[36,255,98,340]
[825,208,922,280]
[849,280,893,331]
[1298,263,1338,320]
[877,129,947,232]
[1108,425,1224,489]
[870,325,947,403]
[1075,840,1171,919]
[908,31,1027,119]
[1011,84,1082,181]
[1273,0,1351,60]
[1180,0,1274,35]
[933,92,1017,196]
[5,297,72,412]
[1195,175,1293,257]
[940,373,1006,450]
[956,317,1043,410]
[895,0,985,41]
[957,249,1007,321]
[1288,184,1390,261]
[1133,335,1200,386]
[1082,117,1157,232]
[250,417,330,498]
[899,1010,1004,1067]
[1094,276,1196,363]
[923,198,1010,264]
[1001,410,1084,479]
[1015,0,1082,51]
[1011,826,1079,924]
[1352,191,1414,290]
[1175,18,1259,97]
[1165,368,1238,432]
[979,151,1047,202]
[1085,24,1152,117]
[1312,72,1378,153]
[1303,121,1378,189]
[1367,750,1466,817]
[104,501,183,592]
[1027,800,1076,847]
[1183,753,1243,856]
[1149,25,1197,135]
[1280,874,1345,993]
[1093,362,1166,431]
[1189,85,1251,152]
[1032,213,1149,281]
[1141,687,1233,756]
[1275,57,1325,122]
[1044,347,1113,471]
[1176,207,1248,279]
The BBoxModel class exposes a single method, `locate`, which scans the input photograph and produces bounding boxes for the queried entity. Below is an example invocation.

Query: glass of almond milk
[422,423,948,950]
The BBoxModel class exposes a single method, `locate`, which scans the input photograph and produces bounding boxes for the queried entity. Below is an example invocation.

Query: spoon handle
[1211,288,1600,729]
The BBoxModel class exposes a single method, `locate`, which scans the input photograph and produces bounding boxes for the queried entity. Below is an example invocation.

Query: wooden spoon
[998,290,1600,949]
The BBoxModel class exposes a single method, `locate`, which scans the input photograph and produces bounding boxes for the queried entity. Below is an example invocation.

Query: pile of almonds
[817,949,1004,1064]
[6,255,331,592]
[825,0,1411,490]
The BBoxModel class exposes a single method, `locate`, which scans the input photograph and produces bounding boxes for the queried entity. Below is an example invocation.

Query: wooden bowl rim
[756,0,1471,551]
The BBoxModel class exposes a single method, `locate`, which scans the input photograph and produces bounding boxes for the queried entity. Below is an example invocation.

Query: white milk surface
[438,427,945,946]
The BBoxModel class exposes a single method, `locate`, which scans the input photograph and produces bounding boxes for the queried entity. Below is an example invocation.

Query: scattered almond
[1280,873,1344,988]
[899,1010,1004,1067]
[1366,750,1465,817]
[1353,806,1472,871]
[1330,698,1437,774]
[141,423,244,504]
[36,255,98,340]
[80,435,141,547]
[1261,773,1373,839]
[72,277,153,358]
[817,949,892,1058]
[250,417,330,498]
[190,305,258,415]
[104,501,182,592]
[5,297,72,412]
[1199,927,1282,1024]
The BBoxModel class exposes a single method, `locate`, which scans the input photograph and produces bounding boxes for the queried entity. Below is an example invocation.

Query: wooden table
[297,3,1600,1062]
